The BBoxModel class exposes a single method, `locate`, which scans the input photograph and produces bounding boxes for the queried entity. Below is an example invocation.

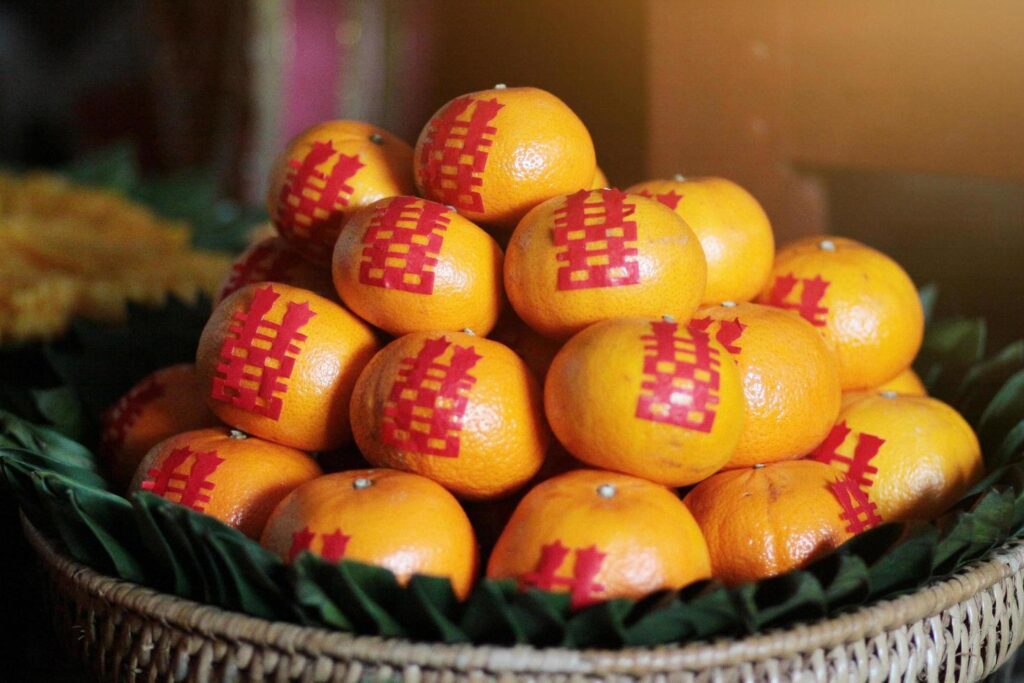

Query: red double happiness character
[358,197,450,294]
[554,189,641,290]
[521,540,607,609]
[811,421,885,491]
[688,316,747,355]
[381,336,482,458]
[100,375,165,455]
[634,188,683,210]
[829,477,883,533]
[141,445,224,513]
[276,140,365,253]
[418,96,504,213]
[764,273,831,327]
[211,285,317,421]
[635,320,721,433]
[287,526,352,563]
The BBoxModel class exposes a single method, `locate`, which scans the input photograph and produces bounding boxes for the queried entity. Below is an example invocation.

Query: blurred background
[0,0,1021,342]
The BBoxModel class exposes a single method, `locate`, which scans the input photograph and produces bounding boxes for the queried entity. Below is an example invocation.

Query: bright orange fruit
[100,363,220,490]
[544,317,744,486]
[504,189,706,340]
[625,176,774,304]
[757,236,923,390]
[332,196,504,336]
[842,367,928,409]
[196,283,379,451]
[693,302,841,467]
[683,461,855,585]
[487,470,711,607]
[268,120,415,264]
[261,468,478,599]
[129,427,321,538]
[810,393,982,524]
[216,236,335,304]
[414,86,595,230]
[350,331,548,500]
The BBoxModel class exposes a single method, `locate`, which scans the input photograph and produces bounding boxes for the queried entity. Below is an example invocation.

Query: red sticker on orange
[765,273,830,327]
[141,445,224,512]
[521,540,607,609]
[381,336,481,458]
[635,320,720,433]
[554,189,640,290]
[358,197,450,294]
[100,375,165,454]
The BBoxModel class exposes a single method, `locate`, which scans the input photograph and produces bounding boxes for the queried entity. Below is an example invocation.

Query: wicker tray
[22,516,1024,683]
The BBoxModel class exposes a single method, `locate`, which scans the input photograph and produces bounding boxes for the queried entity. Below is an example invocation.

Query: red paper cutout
[765,273,830,327]
[688,316,747,355]
[418,96,503,212]
[635,320,720,432]
[219,241,300,301]
[211,285,316,420]
[358,197,450,294]
[381,336,481,458]
[100,375,165,453]
[554,189,641,290]
[287,526,351,562]
[141,445,224,512]
[810,421,885,491]
[829,477,883,533]
[276,140,365,257]
[521,540,607,609]
[635,188,683,210]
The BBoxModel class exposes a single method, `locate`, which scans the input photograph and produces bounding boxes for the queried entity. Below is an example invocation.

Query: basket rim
[23,513,1024,675]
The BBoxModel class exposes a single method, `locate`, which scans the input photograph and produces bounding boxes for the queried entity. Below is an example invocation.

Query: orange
[693,302,841,467]
[216,236,336,304]
[260,468,478,599]
[544,317,744,486]
[128,427,321,538]
[414,86,595,230]
[487,470,711,607]
[841,367,929,410]
[626,176,774,304]
[504,189,707,340]
[683,461,855,585]
[757,236,923,390]
[100,363,220,490]
[350,331,548,500]
[332,196,504,336]
[810,393,982,524]
[589,166,609,190]
[267,120,415,264]
[196,283,379,451]
[487,308,563,381]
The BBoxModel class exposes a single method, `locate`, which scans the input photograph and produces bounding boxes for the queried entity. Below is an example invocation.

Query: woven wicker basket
[23,516,1024,683]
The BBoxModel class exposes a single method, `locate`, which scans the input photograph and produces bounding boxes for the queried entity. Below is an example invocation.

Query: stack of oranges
[101,85,983,604]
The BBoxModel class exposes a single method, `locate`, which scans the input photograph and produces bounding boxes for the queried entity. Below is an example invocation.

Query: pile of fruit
[99,85,983,606]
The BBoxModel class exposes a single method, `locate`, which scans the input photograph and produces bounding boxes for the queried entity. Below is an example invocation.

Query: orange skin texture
[332,196,505,336]
[260,468,479,599]
[505,191,707,340]
[544,317,744,486]
[820,394,983,523]
[626,177,774,304]
[196,283,380,451]
[129,428,322,539]
[683,460,854,585]
[350,331,549,500]
[488,470,711,603]
[216,237,336,305]
[267,121,416,264]
[842,368,928,410]
[487,308,564,381]
[695,303,842,467]
[757,236,924,390]
[100,364,220,491]
[589,166,610,190]
[415,87,596,230]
